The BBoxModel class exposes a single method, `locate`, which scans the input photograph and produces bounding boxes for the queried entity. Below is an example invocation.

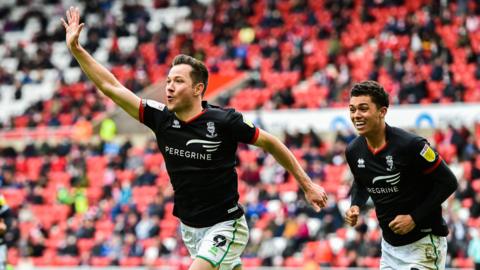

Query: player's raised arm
[254,129,328,211]
[61,6,141,120]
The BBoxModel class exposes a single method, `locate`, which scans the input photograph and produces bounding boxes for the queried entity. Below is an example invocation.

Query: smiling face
[349,95,387,137]
[165,64,202,113]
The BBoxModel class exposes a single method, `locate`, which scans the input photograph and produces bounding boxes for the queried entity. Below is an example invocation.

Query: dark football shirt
[139,100,259,227]
[346,125,449,246]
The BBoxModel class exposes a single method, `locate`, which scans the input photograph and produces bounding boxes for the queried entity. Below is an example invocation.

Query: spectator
[76,219,95,239]
[468,228,480,270]
[135,213,155,240]
[147,193,165,219]
[91,234,110,257]
[133,167,157,186]
[57,235,80,257]
[124,233,143,257]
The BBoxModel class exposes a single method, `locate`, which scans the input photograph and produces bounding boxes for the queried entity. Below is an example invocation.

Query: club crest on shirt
[420,144,436,162]
[357,158,365,168]
[172,119,181,128]
[386,155,394,171]
[206,122,217,138]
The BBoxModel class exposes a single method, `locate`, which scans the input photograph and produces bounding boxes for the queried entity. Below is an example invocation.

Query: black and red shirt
[139,100,259,227]
[346,124,456,246]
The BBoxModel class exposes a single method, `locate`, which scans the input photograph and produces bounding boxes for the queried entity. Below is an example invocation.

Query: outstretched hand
[304,183,328,212]
[61,6,84,51]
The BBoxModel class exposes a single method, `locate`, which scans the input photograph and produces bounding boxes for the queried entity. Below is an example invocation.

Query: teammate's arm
[62,7,141,120]
[253,129,328,211]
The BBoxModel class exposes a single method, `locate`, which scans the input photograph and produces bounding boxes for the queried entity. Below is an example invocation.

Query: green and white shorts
[180,215,249,270]
[380,234,447,270]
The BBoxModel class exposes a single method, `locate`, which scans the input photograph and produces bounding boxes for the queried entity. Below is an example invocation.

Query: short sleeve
[139,99,169,131]
[409,138,443,174]
[225,110,259,144]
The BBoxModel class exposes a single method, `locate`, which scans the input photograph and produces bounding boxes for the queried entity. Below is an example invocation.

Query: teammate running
[344,80,458,270]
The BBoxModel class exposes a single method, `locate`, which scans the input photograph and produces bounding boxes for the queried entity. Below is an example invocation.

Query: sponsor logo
[206,121,217,138]
[372,172,401,185]
[163,140,221,160]
[420,144,436,162]
[172,119,181,128]
[227,205,239,214]
[164,146,212,160]
[146,99,165,111]
[357,158,365,168]
[186,139,221,152]
[366,186,399,194]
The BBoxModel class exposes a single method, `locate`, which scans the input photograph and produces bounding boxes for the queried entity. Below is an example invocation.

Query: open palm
[61,6,84,51]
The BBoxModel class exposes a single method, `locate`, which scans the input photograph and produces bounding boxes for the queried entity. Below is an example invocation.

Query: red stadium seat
[91,257,111,266]
[472,179,480,192]
[54,256,80,266]
[242,257,262,267]
[453,257,474,268]
[31,256,52,266]
[362,256,381,268]
[284,256,303,267]
[2,188,26,209]
[119,257,142,267]
[436,143,457,164]
[78,239,95,255]
[7,248,19,265]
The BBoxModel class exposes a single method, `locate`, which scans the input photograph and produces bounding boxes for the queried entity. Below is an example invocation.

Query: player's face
[165,64,198,112]
[349,95,386,136]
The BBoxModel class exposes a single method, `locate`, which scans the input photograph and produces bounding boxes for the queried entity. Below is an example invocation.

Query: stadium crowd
[0,0,479,127]
[0,0,479,268]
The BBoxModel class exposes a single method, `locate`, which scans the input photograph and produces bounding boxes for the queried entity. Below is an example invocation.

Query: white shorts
[180,215,249,270]
[0,244,6,270]
[380,234,447,270]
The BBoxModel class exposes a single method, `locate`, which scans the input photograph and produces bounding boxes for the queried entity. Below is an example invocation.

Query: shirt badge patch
[172,119,181,128]
[420,144,436,162]
[146,99,165,111]
[206,121,217,138]
[357,158,365,168]
[242,116,254,128]
[386,155,394,171]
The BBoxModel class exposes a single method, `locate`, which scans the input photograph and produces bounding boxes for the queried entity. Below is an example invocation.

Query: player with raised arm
[62,7,328,270]
[344,81,458,270]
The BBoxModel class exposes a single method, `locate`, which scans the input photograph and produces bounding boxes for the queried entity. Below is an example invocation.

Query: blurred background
[0,0,479,269]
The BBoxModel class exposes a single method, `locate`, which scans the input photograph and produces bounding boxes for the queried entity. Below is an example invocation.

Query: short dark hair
[350,80,389,108]
[172,54,209,96]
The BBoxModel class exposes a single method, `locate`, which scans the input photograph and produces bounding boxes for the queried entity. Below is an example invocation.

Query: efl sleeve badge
[420,144,436,162]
